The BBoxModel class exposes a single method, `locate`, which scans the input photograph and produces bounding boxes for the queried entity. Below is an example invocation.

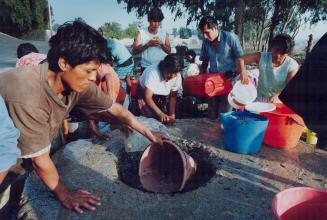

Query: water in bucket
[220,111,269,154]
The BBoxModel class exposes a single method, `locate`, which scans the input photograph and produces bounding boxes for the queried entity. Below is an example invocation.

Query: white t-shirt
[139,28,168,68]
[139,64,182,96]
[258,52,299,97]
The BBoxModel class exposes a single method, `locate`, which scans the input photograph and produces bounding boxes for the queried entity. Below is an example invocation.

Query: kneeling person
[137,54,182,123]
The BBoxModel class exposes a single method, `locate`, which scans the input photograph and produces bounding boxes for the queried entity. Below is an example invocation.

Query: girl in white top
[236,34,299,103]
[133,7,171,71]
[138,54,182,123]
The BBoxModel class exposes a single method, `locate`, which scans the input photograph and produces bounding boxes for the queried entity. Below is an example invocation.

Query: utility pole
[305,34,313,56]
[47,0,53,37]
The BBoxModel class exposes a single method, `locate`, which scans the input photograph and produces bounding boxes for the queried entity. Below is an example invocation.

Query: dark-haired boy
[0,20,164,213]
[133,7,171,73]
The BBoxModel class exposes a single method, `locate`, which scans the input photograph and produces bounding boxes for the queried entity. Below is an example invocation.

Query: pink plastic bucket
[139,140,197,193]
[272,187,327,220]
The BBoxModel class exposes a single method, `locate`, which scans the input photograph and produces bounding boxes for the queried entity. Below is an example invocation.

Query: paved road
[0,32,48,73]
[0,60,16,73]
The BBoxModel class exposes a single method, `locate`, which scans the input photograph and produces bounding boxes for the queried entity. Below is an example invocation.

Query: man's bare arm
[160,33,171,54]
[32,151,100,213]
[106,102,164,143]
[133,32,149,54]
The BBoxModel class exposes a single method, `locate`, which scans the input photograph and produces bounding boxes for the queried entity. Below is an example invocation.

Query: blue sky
[49,0,326,41]
[49,0,197,31]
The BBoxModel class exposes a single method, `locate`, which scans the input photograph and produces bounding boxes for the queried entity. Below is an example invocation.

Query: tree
[179,27,192,39]
[75,17,86,23]
[0,0,49,37]
[117,0,327,50]
[268,0,282,50]
[52,23,60,32]
[172,28,178,38]
[266,0,327,49]
[234,0,245,46]
[124,22,139,38]
[100,22,124,39]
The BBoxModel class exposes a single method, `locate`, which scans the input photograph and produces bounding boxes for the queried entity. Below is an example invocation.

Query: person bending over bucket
[136,54,183,123]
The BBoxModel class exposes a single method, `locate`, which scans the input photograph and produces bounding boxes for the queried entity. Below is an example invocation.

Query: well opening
[118,139,216,193]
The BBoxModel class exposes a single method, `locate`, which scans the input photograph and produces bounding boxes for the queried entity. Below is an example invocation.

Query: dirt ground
[17,118,327,220]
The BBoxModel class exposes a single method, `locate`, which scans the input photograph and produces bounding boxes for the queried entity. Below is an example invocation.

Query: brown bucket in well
[139,140,197,193]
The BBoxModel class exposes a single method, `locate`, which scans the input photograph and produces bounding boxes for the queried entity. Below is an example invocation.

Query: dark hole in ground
[117,141,216,193]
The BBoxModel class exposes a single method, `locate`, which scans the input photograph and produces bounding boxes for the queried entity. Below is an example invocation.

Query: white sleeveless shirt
[139,28,168,68]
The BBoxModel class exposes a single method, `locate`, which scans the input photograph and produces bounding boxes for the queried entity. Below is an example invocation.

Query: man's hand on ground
[62,189,101,214]
[89,119,109,139]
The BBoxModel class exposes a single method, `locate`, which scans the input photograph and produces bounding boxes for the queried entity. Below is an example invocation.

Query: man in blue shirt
[199,16,243,119]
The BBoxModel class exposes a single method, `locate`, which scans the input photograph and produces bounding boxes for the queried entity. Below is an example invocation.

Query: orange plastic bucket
[261,104,305,149]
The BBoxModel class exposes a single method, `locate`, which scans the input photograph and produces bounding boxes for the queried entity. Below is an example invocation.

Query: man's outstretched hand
[150,130,168,145]
[62,189,101,214]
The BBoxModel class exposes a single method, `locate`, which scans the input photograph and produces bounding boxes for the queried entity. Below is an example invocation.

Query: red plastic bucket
[272,187,327,220]
[261,104,305,149]
[183,73,232,97]
[139,140,197,193]
[130,80,139,97]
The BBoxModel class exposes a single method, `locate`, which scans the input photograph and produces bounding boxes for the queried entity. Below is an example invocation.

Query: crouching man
[0,20,164,213]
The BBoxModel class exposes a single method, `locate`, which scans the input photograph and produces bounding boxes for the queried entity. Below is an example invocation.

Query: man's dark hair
[186,49,196,63]
[271,34,295,54]
[47,20,112,73]
[148,7,164,22]
[159,54,183,78]
[175,45,188,57]
[17,43,39,58]
[198,16,218,31]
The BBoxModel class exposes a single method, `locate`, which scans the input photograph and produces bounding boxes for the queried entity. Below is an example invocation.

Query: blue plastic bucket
[220,111,269,154]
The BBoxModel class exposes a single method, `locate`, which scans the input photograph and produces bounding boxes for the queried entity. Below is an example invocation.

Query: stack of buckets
[221,103,306,153]
[221,80,268,154]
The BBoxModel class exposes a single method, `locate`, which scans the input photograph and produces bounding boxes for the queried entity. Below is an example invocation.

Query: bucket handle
[288,116,306,127]
[266,112,306,127]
